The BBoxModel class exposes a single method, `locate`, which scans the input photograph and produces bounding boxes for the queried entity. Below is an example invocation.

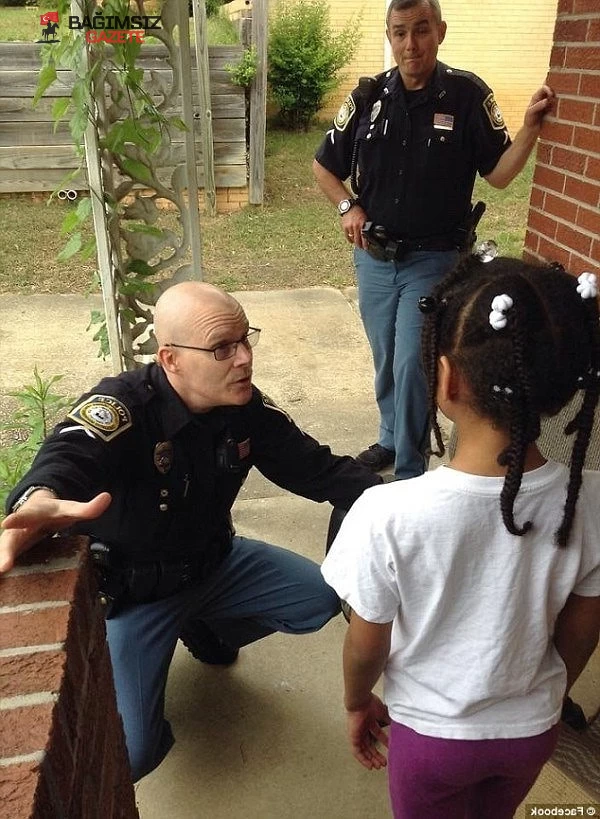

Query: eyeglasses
[165,328,261,361]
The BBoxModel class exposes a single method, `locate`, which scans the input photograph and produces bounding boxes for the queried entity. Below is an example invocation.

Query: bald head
[154,281,245,348]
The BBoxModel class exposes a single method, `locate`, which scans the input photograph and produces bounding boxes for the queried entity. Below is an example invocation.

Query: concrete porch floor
[0,287,597,818]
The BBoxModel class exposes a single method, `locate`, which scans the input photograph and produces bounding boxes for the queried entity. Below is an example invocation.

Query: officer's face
[386,2,446,90]
[162,306,254,412]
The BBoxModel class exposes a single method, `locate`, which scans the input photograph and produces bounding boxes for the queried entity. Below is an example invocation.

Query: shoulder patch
[67,394,132,442]
[483,92,506,130]
[334,95,356,132]
[260,392,292,423]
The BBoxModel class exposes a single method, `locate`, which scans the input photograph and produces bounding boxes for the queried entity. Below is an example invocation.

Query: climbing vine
[36,0,203,368]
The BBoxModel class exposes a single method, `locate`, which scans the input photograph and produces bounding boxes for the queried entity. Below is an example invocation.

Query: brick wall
[524,1,600,273]
[0,536,137,819]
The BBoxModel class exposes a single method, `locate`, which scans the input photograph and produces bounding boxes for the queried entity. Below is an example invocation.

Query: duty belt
[361,222,459,262]
[90,539,233,618]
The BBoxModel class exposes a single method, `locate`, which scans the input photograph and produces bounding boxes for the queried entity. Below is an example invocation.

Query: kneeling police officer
[0,281,381,782]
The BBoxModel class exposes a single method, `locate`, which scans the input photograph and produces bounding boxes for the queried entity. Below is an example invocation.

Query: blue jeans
[354,248,459,478]
[105,536,340,781]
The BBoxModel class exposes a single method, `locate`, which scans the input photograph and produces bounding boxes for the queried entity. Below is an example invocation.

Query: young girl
[321,257,600,819]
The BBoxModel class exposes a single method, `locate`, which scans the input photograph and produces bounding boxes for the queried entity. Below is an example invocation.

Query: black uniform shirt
[7,364,380,565]
[315,61,512,239]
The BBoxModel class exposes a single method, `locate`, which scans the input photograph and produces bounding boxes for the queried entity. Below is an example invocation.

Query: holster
[89,540,231,619]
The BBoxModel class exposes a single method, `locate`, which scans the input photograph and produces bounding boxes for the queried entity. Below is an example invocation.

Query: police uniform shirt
[7,363,380,565]
[315,61,512,240]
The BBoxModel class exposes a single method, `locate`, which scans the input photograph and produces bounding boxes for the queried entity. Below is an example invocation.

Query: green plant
[268,0,358,130]
[0,369,71,513]
[225,45,257,89]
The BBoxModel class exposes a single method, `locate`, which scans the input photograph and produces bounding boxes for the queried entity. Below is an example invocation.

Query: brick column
[0,536,138,819]
[524,0,600,272]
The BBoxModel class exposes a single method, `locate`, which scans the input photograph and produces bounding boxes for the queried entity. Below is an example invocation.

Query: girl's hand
[345,693,390,770]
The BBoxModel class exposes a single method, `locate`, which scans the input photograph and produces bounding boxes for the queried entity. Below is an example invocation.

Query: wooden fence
[0,42,247,198]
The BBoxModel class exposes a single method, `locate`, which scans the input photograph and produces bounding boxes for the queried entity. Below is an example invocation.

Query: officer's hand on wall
[0,492,111,573]
[523,84,555,130]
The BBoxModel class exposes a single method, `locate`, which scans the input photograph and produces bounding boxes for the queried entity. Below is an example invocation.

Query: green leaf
[125,223,164,237]
[52,98,71,132]
[126,259,155,277]
[121,158,154,186]
[57,232,82,262]
[80,237,97,261]
[33,63,57,108]
[169,117,188,132]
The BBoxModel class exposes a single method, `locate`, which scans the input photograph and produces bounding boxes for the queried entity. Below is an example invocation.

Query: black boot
[180,621,239,666]
[356,443,395,471]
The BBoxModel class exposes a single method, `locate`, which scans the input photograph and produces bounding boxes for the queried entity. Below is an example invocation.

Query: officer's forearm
[313,160,352,208]
[484,124,540,189]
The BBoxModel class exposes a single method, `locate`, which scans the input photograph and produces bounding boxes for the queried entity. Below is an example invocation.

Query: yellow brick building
[226,0,556,136]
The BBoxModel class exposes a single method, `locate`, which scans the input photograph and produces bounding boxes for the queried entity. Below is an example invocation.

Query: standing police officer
[313,0,554,479]
[0,281,381,782]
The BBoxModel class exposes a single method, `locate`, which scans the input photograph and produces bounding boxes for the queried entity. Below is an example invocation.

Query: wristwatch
[337,198,355,217]
[11,485,57,512]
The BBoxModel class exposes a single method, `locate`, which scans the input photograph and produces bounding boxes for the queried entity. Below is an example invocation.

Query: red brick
[564,175,600,207]
[589,19,600,42]
[569,250,597,276]
[12,535,85,570]
[536,141,552,164]
[558,98,596,124]
[524,230,539,255]
[592,238,600,263]
[529,186,545,209]
[550,45,567,69]
[586,155,600,179]
[0,703,54,757]
[0,761,40,819]
[565,46,600,71]
[556,0,574,13]
[541,120,574,146]
[544,192,579,222]
[573,0,600,12]
[573,125,600,153]
[547,70,580,96]
[0,650,65,698]
[554,18,590,42]
[595,106,600,128]
[528,210,559,239]
[551,145,588,174]
[0,569,79,607]
[537,236,572,268]
[577,204,600,235]
[0,606,70,651]
[533,164,566,193]
[556,222,593,256]
[580,73,600,99]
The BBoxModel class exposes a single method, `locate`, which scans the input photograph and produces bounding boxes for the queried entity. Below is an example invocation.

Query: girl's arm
[554,593,600,694]
[343,613,393,770]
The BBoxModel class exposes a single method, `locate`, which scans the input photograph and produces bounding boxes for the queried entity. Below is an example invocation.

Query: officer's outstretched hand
[524,84,555,129]
[0,491,112,574]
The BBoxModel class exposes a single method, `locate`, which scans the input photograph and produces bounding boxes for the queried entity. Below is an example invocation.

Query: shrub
[268,0,358,131]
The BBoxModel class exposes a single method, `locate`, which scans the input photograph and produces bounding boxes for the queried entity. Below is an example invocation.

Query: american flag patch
[433,113,454,131]
[238,438,251,459]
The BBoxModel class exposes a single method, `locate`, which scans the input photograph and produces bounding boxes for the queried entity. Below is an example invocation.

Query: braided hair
[421,256,600,546]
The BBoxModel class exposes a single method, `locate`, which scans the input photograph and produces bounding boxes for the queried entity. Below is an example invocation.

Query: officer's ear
[438,20,447,44]
[158,345,178,373]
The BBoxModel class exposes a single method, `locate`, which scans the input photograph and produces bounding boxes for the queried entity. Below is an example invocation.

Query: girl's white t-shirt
[321,461,600,739]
